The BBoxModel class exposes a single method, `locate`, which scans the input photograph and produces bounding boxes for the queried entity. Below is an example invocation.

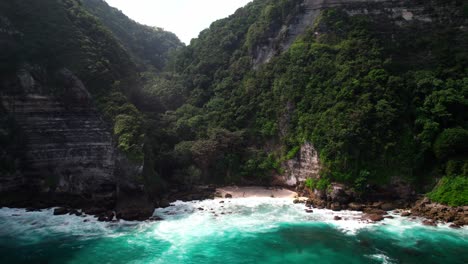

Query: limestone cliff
[254,0,445,66]
[0,66,153,220]
[275,143,321,186]
[0,0,185,220]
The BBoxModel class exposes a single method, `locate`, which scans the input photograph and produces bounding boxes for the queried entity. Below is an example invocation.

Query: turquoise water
[1,198,467,264]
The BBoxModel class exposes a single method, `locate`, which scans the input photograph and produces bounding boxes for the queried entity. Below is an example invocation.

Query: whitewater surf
[1,198,467,264]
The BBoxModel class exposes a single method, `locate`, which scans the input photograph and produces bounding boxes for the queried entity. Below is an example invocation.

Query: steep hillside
[0,0,466,216]
[80,0,183,71]
[148,0,467,205]
[0,0,182,219]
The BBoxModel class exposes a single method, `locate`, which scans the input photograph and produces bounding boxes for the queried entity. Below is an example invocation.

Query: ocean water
[0,198,467,264]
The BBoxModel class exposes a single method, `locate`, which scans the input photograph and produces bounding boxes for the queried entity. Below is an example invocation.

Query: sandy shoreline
[216,186,298,199]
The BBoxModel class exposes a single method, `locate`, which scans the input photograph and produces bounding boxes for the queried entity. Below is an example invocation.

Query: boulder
[414,197,431,208]
[422,220,437,227]
[401,211,411,217]
[313,189,327,200]
[348,202,364,211]
[372,202,384,208]
[219,201,225,204]
[331,202,342,211]
[225,193,233,198]
[53,207,70,215]
[97,211,114,222]
[305,209,314,213]
[380,202,397,211]
[327,184,351,204]
[68,209,82,216]
[443,211,457,222]
[158,199,171,208]
[334,216,342,221]
[116,208,152,221]
[293,198,304,204]
[366,214,384,222]
[363,208,386,215]
[83,207,106,216]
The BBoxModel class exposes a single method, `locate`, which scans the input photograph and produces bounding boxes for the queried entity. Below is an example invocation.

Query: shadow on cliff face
[0,65,154,220]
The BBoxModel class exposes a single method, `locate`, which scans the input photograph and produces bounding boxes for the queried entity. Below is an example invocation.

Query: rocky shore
[294,183,466,227]
[411,197,467,228]
[2,184,466,226]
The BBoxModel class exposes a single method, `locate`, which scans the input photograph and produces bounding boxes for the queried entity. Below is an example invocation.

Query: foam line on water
[1,198,467,247]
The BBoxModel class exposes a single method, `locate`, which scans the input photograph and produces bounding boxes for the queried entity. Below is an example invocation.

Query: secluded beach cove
[1,186,467,264]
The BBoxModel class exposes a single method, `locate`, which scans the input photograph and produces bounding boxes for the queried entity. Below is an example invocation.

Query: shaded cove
[0,198,467,264]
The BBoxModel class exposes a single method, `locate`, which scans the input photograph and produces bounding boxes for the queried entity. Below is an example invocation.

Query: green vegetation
[0,0,181,164]
[81,0,183,71]
[0,0,466,205]
[433,128,468,160]
[428,176,468,206]
[145,2,466,194]
[305,177,330,191]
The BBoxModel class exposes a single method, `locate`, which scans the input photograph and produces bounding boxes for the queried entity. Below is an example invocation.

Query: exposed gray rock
[411,198,466,226]
[380,202,397,211]
[348,202,364,211]
[0,66,152,220]
[253,0,450,67]
[331,202,342,211]
[327,183,351,204]
[401,211,411,217]
[276,142,321,186]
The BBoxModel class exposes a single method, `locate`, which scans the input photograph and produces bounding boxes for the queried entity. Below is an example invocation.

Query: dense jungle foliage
[0,0,181,163]
[142,0,467,205]
[0,0,466,205]
[80,0,183,71]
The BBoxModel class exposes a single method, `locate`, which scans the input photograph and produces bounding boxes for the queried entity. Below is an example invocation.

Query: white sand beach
[216,186,298,199]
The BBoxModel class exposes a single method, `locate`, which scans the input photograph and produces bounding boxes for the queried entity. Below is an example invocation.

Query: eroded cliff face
[0,66,152,219]
[275,143,321,186]
[253,0,443,66]
[1,66,113,196]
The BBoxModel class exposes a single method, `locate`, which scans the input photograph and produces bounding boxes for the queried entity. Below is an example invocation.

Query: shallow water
[0,198,467,264]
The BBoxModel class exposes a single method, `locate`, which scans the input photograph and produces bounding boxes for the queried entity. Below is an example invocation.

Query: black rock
[148,216,163,221]
[53,207,70,215]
